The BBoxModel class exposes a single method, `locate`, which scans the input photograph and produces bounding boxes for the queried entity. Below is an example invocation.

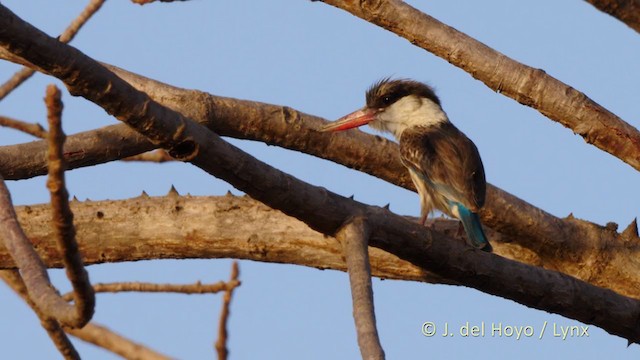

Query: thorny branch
[0,5,639,343]
[0,66,635,302]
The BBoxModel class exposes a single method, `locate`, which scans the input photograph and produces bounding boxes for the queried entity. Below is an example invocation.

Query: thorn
[167,185,179,197]
[621,218,639,242]
[71,195,79,202]
[566,212,574,219]
[139,190,149,198]
[383,203,390,210]
[225,190,234,197]
[348,194,354,200]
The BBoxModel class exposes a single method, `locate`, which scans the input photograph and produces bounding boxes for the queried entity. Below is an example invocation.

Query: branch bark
[585,0,640,33]
[336,217,385,360]
[0,270,80,360]
[0,67,634,301]
[1,5,640,343]
[319,0,640,173]
[0,0,106,101]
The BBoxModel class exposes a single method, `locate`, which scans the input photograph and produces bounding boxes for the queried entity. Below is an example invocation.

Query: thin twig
[337,217,385,360]
[46,84,95,326]
[0,115,47,138]
[0,270,81,360]
[215,261,240,360]
[0,0,106,101]
[61,280,240,301]
[66,322,172,360]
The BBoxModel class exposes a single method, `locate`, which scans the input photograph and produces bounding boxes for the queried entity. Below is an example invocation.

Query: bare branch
[2,195,451,284]
[0,62,637,301]
[336,217,384,360]
[0,270,81,360]
[585,0,640,34]
[1,7,639,343]
[0,0,106,101]
[0,114,47,138]
[66,323,172,360]
[45,85,95,327]
[1,67,632,302]
[319,0,640,173]
[61,280,239,301]
[215,261,240,360]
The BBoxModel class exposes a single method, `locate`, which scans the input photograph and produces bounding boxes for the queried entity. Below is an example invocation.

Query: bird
[321,78,492,252]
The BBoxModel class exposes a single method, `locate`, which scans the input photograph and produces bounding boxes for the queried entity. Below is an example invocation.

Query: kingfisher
[321,78,492,252]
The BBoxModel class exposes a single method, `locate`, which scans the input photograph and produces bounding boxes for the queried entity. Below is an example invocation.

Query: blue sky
[1,1,639,359]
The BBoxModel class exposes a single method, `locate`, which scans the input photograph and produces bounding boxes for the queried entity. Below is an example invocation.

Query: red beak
[320,108,377,132]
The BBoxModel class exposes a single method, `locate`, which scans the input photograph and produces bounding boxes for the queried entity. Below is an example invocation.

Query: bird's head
[321,78,448,139]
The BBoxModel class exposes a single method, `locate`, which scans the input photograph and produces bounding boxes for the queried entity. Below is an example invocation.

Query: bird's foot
[419,215,435,229]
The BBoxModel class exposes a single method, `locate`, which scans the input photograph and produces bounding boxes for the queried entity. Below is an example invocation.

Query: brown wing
[400,122,486,211]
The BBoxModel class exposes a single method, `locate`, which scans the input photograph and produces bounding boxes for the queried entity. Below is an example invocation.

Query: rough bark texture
[2,194,640,344]
[320,0,640,172]
[2,5,640,343]
[585,0,640,33]
[0,68,635,303]
[1,195,448,284]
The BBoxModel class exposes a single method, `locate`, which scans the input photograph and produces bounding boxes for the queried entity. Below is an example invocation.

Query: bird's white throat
[370,95,448,139]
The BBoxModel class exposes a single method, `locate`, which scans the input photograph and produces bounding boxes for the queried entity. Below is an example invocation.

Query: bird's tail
[456,205,492,252]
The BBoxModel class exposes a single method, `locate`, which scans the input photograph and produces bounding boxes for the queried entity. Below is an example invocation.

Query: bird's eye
[383,96,391,104]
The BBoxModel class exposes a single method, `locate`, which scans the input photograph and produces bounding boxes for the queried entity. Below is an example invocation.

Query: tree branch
[66,323,172,360]
[318,0,640,173]
[215,261,240,360]
[0,0,106,101]
[1,6,639,343]
[45,84,95,328]
[1,195,452,284]
[584,0,640,34]
[0,67,634,301]
[0,270,80,360]
[336,217,385,360]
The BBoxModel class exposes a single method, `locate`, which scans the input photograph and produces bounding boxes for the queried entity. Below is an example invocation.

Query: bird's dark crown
[365,78,440,110]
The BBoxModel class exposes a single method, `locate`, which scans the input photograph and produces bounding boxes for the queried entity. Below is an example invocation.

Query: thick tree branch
[336,217,385,360]
[0,68,633,301]
[585,0,640,34]
[0,0,106,101]
[1,6,639,343]
[0,195,452,284]
[319,0,640,173]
